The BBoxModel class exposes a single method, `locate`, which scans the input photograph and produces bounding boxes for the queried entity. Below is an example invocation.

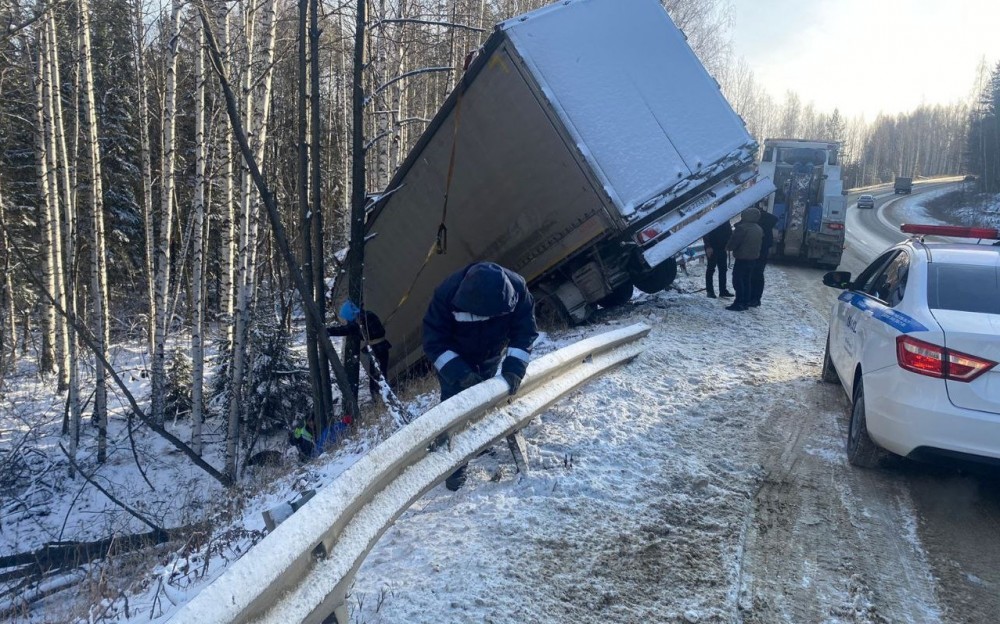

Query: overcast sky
[729,0,1000,119]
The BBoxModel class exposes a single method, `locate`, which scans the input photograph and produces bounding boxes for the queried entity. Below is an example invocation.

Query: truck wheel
[597,280,634,308]
[821,336,840,384]
[532,286,573,328]
[847,381,888,468]
[632,258,677,294]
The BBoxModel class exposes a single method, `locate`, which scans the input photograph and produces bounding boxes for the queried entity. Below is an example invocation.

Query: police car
[821,224,1000,468]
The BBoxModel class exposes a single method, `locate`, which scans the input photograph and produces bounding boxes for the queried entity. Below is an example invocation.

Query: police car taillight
[900,224,1000,239]
[896,335,997,382]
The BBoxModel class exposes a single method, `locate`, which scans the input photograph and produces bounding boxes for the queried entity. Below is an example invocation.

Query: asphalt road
[775,180,1000,624]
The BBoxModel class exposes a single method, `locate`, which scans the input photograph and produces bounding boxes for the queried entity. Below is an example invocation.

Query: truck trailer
[757,138,846,268]
[894,176,913,194]
[351,0,776,376]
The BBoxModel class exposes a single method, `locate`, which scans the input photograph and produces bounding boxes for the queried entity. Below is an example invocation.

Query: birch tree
[191,19,207,455]
[152,0,182,426]
[47,7,81,454]
[32,39,57,377]
[79,0,111,465]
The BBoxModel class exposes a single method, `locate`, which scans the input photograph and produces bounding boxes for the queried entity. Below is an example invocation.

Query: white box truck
[350,0,776,376]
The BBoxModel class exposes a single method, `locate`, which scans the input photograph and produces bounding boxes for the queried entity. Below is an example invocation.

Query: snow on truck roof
[500,0,753,216]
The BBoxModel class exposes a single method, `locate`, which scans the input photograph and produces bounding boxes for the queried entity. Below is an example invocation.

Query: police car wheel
[847,381,886,468]
[821,336,840,384]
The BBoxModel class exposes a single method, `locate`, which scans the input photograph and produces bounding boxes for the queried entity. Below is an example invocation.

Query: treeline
[717,58,969,189]
[968,60,1000,192]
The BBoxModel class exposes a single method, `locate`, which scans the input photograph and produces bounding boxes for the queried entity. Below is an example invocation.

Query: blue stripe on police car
[838,291,928,333]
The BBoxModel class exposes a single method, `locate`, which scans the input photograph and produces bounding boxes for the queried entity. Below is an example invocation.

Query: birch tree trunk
[0,185,14,377]
[227,0,278,478]
[40,28,69,392]
[217,2,236,346]
[33,43,57,377]
[152,0,182,426]
[225,0,258,480]
[191,21,207,455]
[133,0,156,359]
[48,9,80,440]
[79,0,110,465]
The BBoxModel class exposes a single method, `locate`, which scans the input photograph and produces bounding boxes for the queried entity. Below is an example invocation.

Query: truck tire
[597,280,634,308]
[632,258,677,294]
[847,381,888,468]
[532,286,573,328]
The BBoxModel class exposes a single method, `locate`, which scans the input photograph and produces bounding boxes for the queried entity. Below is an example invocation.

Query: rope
[384,77,467,324]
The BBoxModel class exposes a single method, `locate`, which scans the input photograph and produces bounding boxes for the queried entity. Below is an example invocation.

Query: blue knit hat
[340,300,361,322]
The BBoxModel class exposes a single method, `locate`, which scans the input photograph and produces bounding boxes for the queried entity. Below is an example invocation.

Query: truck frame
[350,0,775,376]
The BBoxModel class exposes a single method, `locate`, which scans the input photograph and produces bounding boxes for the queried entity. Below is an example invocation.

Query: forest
[0,0,993,617]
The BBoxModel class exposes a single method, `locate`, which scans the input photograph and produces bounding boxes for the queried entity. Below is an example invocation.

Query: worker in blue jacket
[423,262,538,490]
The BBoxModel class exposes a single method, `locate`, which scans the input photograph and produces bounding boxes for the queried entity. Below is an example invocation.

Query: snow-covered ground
[4,253,975,623]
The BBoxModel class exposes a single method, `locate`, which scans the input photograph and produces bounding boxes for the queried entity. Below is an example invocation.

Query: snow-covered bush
[209,308,312,440]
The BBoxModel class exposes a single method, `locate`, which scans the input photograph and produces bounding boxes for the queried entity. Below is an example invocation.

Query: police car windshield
[927,263,1000,314]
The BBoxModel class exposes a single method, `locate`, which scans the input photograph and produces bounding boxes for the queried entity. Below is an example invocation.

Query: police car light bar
[900,223,1000,239]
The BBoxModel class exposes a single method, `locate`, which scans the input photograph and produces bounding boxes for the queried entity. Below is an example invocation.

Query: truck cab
[894,176,913,195]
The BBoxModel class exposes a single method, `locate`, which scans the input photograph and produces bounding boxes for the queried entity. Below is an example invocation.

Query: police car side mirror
[823,271,852,290]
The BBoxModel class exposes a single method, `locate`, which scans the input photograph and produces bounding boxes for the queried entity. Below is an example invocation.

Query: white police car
[822,224,1000,468]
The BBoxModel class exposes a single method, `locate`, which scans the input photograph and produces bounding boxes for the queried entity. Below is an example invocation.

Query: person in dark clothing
[327,300,392,400]
[423,262,538,491]
[749,209,779,307]
[725,207,763,311]
[702,221,734,298]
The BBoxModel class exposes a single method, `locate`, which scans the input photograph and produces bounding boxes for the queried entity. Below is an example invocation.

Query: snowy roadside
[344,265,836,623]
[6,258,935,624]
[896,185,1000,229]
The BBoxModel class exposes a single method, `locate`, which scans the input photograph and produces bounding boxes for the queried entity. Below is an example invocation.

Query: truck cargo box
[352,0,772,376]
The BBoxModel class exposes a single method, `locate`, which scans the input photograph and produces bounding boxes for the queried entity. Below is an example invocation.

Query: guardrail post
[506,431,530,474]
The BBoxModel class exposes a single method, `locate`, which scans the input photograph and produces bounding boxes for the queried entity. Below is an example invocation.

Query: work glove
[458,370,484,391]
[502,371,522,396]
[440,356,482,391]
[501,353,529,396]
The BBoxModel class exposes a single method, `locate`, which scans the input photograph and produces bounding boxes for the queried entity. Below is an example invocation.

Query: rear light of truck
[896,335,997,382]
[636,226,663,244]
[826,223,844,231]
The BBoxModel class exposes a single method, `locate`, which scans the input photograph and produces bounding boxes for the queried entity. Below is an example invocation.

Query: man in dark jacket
[725,207,763,312]
[702,221,734,298]
[328,300,392,400]
[423,262,538,490]
[749,208,779,307]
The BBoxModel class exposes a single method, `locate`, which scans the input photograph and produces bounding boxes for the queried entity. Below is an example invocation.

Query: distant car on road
[964,174,978,182]
[857,194,875,209]
[821,224,1000,468]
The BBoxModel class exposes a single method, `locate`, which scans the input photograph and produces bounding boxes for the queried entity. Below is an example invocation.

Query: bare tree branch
[373,18,487,33]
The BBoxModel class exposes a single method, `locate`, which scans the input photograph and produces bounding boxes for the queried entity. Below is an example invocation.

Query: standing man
[702,221,734,299]
[327,300,392,401]
[725,207,763,312]
[423,261,538,490]
[749,208,779,307]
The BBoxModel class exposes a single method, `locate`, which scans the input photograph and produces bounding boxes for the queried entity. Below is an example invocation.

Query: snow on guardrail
[171,323,651,624]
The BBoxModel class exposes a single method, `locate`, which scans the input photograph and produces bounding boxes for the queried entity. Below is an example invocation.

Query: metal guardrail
[172,323,651,624]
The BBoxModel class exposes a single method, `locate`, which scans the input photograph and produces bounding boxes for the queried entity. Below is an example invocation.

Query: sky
[729,0,1000,119]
